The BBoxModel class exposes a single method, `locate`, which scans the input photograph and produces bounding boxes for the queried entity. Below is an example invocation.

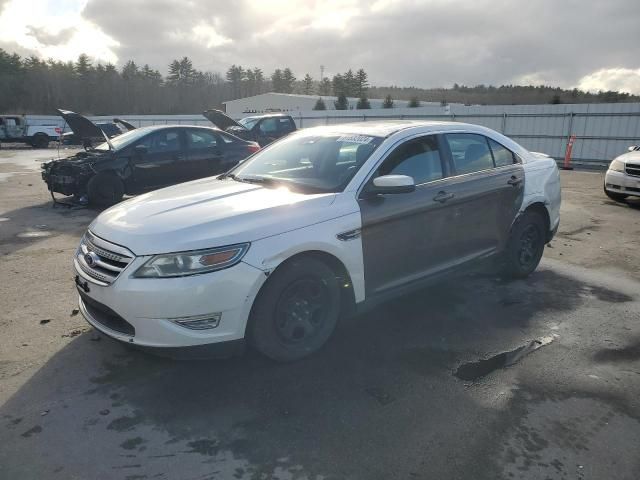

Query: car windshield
[227,132,383,193]
[238,117,259,129]
[93,127,154,151]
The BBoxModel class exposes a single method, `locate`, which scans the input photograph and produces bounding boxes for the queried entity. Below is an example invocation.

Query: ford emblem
[84,251,100,268]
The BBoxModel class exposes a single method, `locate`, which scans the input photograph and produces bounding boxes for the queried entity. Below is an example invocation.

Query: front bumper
[605,170,640,197]
[76,256,267,349]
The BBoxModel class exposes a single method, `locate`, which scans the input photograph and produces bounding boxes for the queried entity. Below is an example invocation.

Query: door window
[445,133,494,174]
[259,118,278,134]
[377,135,444,185]
[137,130,181,154]
[488,138,516,167]
[187,130,218,149]
[278,117,295,132]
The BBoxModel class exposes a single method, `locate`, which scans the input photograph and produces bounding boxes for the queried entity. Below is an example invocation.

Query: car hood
[90,177,338,255]
[616,151,640,163]
[56,109,106,141]
[202,109,246,131]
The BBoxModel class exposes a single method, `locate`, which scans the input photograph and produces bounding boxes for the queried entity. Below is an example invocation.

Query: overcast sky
[1,0,639,93]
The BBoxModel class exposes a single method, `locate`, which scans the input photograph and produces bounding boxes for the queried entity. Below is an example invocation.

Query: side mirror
[628,145,639,152]
[134,144,148,155]
[365,175,415,195]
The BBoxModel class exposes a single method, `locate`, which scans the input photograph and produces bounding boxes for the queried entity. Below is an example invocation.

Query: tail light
[247,143,260,154]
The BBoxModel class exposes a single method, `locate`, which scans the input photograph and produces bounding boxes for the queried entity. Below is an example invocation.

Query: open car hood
[113,118,136,131]
[202,109,246,131]
[56,109,112,148]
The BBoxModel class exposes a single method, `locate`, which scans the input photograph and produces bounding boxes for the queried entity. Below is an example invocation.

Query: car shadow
[0,265,634,479]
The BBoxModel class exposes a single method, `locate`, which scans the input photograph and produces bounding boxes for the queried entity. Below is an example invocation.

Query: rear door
[358,134,461,297]
[441,133,524,258]
[131,128,185,189]
[183,128,225,182]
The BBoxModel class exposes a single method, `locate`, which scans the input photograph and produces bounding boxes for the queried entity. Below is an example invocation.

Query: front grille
[626,163,640,177]
[75,231,134,286]
[80,291,135,336]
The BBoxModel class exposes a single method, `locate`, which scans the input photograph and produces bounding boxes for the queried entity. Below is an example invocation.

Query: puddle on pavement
[454,335,555,381]
[17,230,52,238]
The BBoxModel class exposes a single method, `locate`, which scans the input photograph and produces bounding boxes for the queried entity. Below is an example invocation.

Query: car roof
[293,120,476,138]
[133,124,223,133]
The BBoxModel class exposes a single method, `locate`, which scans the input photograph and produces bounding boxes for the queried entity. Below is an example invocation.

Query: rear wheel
[248,257,341,362]
[31,133,49,148]
[604,185,627,203]
[87,172,124,207]
[502,210,546,279]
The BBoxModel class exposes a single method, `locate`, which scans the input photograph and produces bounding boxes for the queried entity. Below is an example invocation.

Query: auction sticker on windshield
[337,135,374,144]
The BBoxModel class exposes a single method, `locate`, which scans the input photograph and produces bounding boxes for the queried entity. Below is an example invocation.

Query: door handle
[507,176,523,186]
[433,191,454,203]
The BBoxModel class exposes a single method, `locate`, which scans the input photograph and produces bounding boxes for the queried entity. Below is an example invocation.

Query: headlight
[609,159,625,172]
[133,243,250,278]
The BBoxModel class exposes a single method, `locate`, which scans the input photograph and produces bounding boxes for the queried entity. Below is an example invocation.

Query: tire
[31,133,49,148]
[248,257,341,362]
[502,210,546,279]
[87,172,124,207]
[604,185,627,203]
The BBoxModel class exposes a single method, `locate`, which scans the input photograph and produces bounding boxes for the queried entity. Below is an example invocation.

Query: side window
[488,138,516,167]
[137,130,181,154]
[219,133,235,144]
[187,130,218,149]
[378,135,444,185]
[259,118,278,134]
[278,117,295,132]
[445,133,494,174]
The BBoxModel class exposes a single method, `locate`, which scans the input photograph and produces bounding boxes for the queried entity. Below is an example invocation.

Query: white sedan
[604,145,640,202]
[74,121,561,361]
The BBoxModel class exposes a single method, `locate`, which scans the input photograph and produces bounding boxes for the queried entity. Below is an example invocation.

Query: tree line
[0,48,637,115]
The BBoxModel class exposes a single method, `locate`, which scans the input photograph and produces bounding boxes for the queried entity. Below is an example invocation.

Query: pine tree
[408,96,420,107]
[75,53,92,77]
[319,77,332,95]
[382,94,394,108]
[271,69,284,93]
[282,68,296,93]
[356,69,368,98]
[302,74,314,95]
[334,93,348,110]
[356,97,370,109]
[313,97,326,110]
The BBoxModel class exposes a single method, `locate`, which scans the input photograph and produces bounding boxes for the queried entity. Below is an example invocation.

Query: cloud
[1,0,639,94]
[0,0,119,63]
[578,68,640,95]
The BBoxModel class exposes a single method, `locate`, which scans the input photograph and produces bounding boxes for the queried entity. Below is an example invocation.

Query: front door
[131,129,184,190]
[358,134,460,297]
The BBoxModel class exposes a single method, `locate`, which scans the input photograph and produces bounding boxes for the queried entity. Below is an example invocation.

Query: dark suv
[203,110,297,146]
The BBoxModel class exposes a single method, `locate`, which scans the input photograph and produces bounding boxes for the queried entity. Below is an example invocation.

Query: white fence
[27,102,640,169]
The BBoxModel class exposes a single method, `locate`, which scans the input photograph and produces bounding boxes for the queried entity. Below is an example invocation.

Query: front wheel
[248,257,341,362]
[501,210,546,279]
[604,186,627,203]
[87,172,124,207]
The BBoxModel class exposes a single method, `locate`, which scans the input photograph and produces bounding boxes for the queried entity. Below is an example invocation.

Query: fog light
[171,312,221,330]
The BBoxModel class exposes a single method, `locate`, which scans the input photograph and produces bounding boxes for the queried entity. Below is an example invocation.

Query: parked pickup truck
[0,115,61,148]
[203,109,296,146]
[73,121,561,361]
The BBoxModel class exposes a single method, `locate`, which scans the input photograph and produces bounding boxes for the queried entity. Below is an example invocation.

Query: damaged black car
[42,109,260,206]
[202,109,296,146]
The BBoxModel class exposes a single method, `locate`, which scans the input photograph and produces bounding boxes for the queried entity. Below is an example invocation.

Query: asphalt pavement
[1,147,639,480]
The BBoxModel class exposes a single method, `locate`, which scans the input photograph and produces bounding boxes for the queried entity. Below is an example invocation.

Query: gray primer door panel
[359,179,460,296]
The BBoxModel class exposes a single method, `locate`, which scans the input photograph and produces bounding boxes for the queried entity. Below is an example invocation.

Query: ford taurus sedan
[74,121,561,361]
